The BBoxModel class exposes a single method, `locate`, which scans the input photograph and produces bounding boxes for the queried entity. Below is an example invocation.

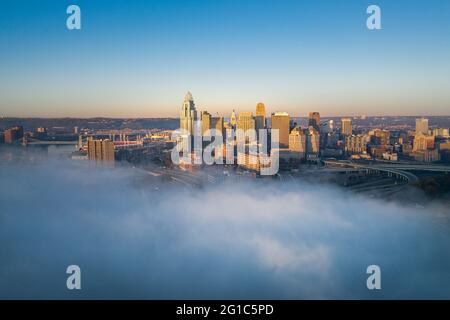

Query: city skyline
[1,0,450,117]
[2,90,450,120]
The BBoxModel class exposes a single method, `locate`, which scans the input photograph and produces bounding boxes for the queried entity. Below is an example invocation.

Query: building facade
[4,126,24,144]
[255,102,266,130]
[415,118,429,135]
[341,118,352,136]
[87,139,115,164]
[180,92,198,135]
[271,112,290,148]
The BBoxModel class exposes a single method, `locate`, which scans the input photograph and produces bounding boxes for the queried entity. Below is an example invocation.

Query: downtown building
[341,118,352,136]
[87,138,115,165]
[412,131,439,162]
[178,92,200,162]
[180,91,198,136]
[271,112,290,149]
[4,126,24,144]
[415,117,429,135]
[305,125,320,159]
[345,134,370,154]
[308,112,320,131]
[255,103,266,131]
[236,112,256,133]
[288,125,306,161]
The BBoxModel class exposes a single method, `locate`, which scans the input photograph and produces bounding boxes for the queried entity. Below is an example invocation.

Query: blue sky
[0,0,449,117]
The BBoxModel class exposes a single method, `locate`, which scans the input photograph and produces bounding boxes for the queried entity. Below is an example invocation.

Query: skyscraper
[416,118,429,135]
[271,112,290,148]
[341,118,352,136]
[370,129,390,145]
[255,102,266,130]
[180,91,197,135]
[210,116,224,134]
[289,125,306,159]
[320,120,334,133]
[413,132,435,151]
[306,126,320,155]
[237,112,256,132]
[201,111,211,135]
[87,139,115,164]
[230,110,237,129]
[308,112,321,130]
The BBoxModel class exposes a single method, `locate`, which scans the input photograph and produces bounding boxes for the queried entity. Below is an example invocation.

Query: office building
[432,128,449,138]
[306,126,320,155]
[320,120,334,133]
[416,118,429,135]
[87,139,115,164]
[230,110,237,129]
[341,118,352,136]
[308,112,321,130]
[180,91,198,135]
[412,149,440,162]
[370,129,390,145]
[201,111,211,135]
[236,112,256,132]
[271,112,290,148]
[345,134,370,154]
[289,126,306,159]
[4,126,24,144]
[255,102,266,130]
[210,116,224,134]
[413,132,435,151]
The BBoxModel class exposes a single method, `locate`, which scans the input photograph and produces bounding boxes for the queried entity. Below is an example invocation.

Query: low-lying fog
[1,149,450,299]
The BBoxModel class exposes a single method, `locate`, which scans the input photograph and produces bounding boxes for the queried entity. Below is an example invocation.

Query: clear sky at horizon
[0,0,449,118]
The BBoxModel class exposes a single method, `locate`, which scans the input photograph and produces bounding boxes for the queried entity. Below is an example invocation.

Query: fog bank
[1,157,450,299]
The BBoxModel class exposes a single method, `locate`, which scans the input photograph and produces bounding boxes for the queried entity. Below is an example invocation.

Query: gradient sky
[0,0,449,117]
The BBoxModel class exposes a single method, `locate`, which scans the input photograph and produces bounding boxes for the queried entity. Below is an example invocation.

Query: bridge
[322,160,427,183]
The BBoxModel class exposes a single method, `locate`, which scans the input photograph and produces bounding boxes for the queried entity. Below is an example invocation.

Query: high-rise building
[180,91,198,135]
[236,112,256,132]
[210,116,224,134]
[413,132,435,151]
[432,128,450,137]
[370,129,390,145]
[255,102,266,130]
[289,126,306,159]
[416,118,429,135]
[202,111,223,137]
[345,134,370,154]
[230,110,237,129]
[308,112,321,130]
[87,139,115,164]
[223,121,232,130]
[306,126,320,155]
[341,118,352,136]
[4,126,23,144]
[320,120,334,134]
[201,111,211,135]
[271,112,290,148]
